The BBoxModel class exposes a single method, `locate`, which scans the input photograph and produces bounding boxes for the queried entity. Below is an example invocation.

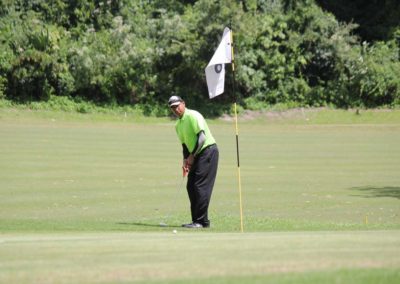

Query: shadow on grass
[117,222,181,228]
[350,186,400,199]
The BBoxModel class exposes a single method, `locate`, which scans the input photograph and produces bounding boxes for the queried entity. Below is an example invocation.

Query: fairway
[1,108,400,283]
[1,231,399,283]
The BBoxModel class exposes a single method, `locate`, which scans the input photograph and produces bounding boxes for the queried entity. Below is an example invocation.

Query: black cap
[168,96,183,107]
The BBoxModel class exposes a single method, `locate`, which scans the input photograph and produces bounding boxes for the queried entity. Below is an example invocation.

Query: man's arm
[185,131,205,170]
[181,144,190,176]
[192,131,206,157]
[182,144,190,159]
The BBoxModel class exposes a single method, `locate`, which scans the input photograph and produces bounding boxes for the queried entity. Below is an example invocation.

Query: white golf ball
[173,230,177,234]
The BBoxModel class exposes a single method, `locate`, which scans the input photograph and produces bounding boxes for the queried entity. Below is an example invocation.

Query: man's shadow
[117,222,181,228]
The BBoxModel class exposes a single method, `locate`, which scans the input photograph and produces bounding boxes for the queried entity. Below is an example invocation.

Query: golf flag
[205,26,244,232]
[205,27,232,98]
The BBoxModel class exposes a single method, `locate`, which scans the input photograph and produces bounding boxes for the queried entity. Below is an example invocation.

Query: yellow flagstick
[231,29,244,233]
[234,103,244,233]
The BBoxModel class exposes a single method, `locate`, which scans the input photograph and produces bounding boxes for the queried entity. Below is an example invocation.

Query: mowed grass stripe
[0,231,399,283]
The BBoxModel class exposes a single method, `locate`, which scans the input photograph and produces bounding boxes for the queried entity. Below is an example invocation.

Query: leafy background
[0,0,399,116]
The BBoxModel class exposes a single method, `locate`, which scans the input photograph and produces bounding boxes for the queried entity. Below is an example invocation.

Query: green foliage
[316,0,400,42]
[324,40,400,108]
[0,0,399,114]
[0,49,12,99]
[0,95,145,117]
[357,42,400,107]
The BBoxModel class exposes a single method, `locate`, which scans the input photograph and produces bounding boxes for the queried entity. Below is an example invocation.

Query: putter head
[159,222,168,227]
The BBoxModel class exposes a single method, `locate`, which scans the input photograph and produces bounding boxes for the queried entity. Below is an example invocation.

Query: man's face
[170,102,185,118]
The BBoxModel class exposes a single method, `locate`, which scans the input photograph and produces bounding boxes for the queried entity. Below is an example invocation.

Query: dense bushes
[0,0,399,114]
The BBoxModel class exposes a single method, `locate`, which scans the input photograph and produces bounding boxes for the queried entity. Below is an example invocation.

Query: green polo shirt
[175,108,216,154]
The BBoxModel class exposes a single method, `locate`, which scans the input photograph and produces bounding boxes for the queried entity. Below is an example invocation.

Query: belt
[200,143,217,154]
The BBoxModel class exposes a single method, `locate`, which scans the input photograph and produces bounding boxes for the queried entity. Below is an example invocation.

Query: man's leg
[186,172,197,223]
[191,146,219,226]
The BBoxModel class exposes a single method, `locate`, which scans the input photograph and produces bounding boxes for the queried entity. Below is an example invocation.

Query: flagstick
[234,103,244,233]
[231,29,244,233]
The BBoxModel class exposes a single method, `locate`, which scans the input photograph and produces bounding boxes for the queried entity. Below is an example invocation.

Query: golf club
[159,169,187,227]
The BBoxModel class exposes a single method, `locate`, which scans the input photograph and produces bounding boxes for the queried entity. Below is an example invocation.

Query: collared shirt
[175,108,216,153]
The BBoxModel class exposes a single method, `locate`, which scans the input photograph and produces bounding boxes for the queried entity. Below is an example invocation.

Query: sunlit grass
[0,108,399,283]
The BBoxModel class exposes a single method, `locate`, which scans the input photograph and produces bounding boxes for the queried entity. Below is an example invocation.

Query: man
[168,95,219,228]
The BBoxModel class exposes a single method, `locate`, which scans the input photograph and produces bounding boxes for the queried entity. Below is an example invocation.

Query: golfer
[168,96,219,228]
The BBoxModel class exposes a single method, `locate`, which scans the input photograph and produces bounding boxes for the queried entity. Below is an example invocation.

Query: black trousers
[186,144,219,226]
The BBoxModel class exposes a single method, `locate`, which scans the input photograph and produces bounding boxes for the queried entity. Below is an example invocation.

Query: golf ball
[173,230,177,234]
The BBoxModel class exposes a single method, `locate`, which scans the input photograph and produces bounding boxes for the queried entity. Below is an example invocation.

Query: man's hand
[182,159,190,177]
[187,154,194,168]
[182,165,189,177]
[182,155,194,177]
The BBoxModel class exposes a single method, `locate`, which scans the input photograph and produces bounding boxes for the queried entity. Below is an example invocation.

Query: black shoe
[182,223,203,228]
[202,222,210,228]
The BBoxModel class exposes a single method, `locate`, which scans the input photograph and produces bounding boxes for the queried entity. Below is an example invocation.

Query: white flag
[205,27,232,99]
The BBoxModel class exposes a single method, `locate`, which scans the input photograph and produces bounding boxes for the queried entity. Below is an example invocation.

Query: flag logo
[214,64,223,73]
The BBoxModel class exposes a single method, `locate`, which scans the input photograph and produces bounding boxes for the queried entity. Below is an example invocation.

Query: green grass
[0,107,399,283]
[1,231,399,283]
